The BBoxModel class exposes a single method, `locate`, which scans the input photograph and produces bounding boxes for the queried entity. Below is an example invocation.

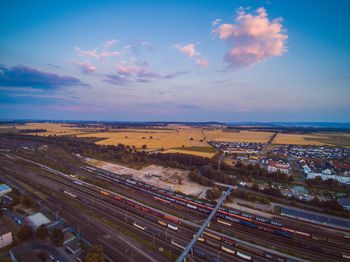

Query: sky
[0,0,349,122]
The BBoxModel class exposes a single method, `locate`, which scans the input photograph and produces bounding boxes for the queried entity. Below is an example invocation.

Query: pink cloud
[212,7,288,68]
[115,64,161,78]
[75,47,99,58]
[100,51,121,57]
[72,60,96,74]
[196,58,208,67]
[173,43,200,58]
[103,39,119,50]
[212,18,222,26]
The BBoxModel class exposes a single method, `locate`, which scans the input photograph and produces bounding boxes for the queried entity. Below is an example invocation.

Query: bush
[38,250,48,262]
[35,225,48,240]
[50,228,64,246]
[17,225,33,241]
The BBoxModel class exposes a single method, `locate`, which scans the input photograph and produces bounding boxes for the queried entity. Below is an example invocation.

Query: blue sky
[1,0,349,122]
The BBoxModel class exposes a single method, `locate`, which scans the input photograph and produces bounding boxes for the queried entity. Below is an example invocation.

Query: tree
[38,250,48,262]
[85,245,105,262]
[17,225,33,241]
[50,228,64,246]
[19,195,37,208]
[35,225,48,240]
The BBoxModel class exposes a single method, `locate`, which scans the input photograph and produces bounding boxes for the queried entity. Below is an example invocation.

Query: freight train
[75,166,350,260]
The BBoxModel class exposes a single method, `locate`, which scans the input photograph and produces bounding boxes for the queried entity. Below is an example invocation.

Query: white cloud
[212,7,288,68]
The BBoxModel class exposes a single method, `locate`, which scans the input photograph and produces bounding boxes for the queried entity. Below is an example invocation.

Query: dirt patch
[84,158,211,198]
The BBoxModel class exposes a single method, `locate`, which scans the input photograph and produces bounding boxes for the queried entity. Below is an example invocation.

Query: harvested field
[0,122,100,136]
[273,133,350,147]
[203,129,274,143]
[84,158,210,198]
[77,127,209,150]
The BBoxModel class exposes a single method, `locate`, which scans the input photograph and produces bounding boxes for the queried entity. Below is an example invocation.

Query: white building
[26,212,50,230]
[306,172,350,184]
[0,221,13,248]
[267,160,290,175]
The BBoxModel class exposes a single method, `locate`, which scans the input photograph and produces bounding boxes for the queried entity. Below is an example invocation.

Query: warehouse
[27,212,51,230]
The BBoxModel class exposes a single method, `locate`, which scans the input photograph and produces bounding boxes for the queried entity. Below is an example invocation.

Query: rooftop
[27,212,50,228]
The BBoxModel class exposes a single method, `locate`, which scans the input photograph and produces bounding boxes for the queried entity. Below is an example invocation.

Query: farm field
[0,122,100,136]
[77,127,209,150]
[273,132,350,147]
[203,129,274,143]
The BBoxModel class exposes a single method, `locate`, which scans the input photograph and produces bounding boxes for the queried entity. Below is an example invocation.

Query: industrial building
[26,212,51,230]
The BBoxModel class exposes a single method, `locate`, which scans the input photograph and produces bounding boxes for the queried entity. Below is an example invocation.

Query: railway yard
[0,135,350,262]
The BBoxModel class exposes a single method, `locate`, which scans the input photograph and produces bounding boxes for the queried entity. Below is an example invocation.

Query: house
[267,160,290,175]
[0,220,12,248]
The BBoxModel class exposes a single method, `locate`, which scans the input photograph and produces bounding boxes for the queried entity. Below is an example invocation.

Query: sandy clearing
[84,158,211,198]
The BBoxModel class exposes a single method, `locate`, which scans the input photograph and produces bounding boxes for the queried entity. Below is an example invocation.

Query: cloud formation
[115,64,161,78]
[0,65,85,89]
[173,43,200,58]
[212,7,288,68]
[75,47,99,58]
[196,58,208,67]
[72,60,96,74]
[75,39,122,63]
[212,18,222,26]
[103,39,119,50]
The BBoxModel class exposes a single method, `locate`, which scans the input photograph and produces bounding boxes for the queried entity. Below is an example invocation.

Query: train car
[193,248,207,259]
[145,215,157,223]
[258,225,274,233]
[295,231,311,238]
[236,251,251,261]
[158,220,167,227]
[215,213,225,219]
[167,224,178,231]
[186,203,197,210]
[343,254,350,260]
[100,190,110,196]
[133,222,145,231]
[236,243,264,257]
[275,230,292,238]
[206,239,221,249]
[178,229,192,238]
[163,214,178,224]
[203,231,221,241]
[193,235,205,243]
[240,220,257,228]
[222,237,236,246]
[225,215,240,224]
[74,180,83,186]
[145,227,158,236]
[171,239,186,250]
[221,245,235,255]
[64,191,77,198]
[217,218,231,227]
